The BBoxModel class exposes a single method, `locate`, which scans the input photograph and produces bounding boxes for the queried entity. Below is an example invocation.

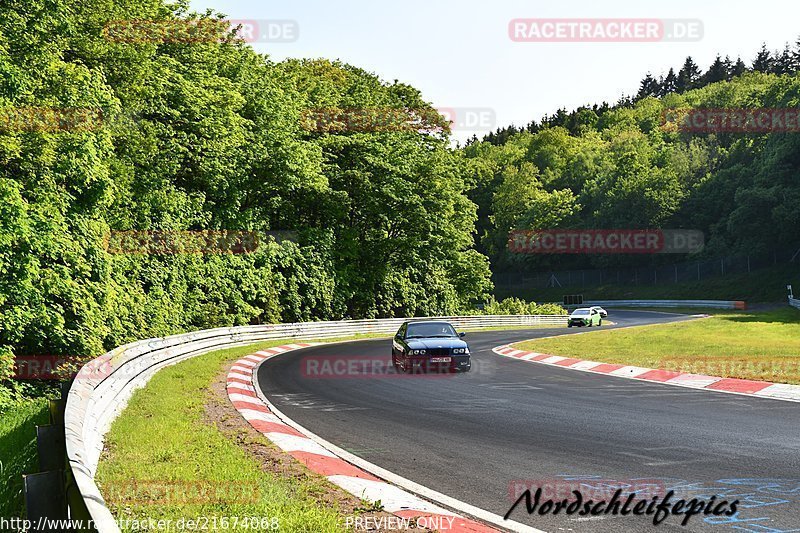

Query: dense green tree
[0,0,494,407]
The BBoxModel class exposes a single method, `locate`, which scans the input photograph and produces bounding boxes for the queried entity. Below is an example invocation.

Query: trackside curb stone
[493,345,800,403]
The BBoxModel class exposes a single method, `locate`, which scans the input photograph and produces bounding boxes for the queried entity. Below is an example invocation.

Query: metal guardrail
[62,314,566,532]
[790,297,800,310]
[582,300,747,310]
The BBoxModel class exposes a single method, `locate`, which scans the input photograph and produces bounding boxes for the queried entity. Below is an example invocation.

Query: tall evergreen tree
[732,57,748,77]
[722,56,734,80]
[703,55,729,84]
[636,73,661,100]
[676,56,702,92]
[661,68,678,95]
[793,37,800,72]
[752,43,774,72]
[773,43,797,74]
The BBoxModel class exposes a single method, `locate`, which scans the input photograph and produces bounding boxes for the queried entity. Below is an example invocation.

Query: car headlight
[452,348,468,354]
[410,349,426,355]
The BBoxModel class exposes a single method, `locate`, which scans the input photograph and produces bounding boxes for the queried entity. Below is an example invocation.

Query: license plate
[430,357,451,363]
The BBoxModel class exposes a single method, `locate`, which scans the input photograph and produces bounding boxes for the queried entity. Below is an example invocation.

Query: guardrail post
[50,398,66,427]
[36,425,66,472]
[61,379,73,400]
[24,470,68,526]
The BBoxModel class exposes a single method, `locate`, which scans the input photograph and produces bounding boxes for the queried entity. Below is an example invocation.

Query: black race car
[392,320,471,373]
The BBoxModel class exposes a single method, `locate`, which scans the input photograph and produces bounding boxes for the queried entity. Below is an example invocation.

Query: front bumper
[407,355,471,372]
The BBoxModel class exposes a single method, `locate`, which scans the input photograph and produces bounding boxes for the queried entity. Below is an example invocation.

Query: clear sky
[189,0,800,143]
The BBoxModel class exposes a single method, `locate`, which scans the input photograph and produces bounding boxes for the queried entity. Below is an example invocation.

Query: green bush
[482,297,567,316]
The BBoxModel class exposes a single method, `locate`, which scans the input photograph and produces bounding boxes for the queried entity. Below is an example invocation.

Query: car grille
[426,348,452,356]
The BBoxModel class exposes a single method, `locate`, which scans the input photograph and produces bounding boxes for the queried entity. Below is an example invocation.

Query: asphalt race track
[257,311,800,533]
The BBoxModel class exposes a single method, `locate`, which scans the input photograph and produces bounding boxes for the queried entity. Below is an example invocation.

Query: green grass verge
[0,399,49,517]
[95,338,352,532]
[496,263,800,303]
[513,308,800,384]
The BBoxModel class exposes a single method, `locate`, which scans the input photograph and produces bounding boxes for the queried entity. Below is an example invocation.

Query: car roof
[572,307,592,312]
[404,320,453,325]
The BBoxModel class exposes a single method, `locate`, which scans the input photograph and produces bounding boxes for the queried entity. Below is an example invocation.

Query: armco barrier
[791,297,800,310]
[583,300,746,310]
[63,314,566,532]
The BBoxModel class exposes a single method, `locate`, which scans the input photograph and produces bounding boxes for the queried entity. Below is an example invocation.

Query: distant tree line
[477,39,800,146]
[463,71,800,276]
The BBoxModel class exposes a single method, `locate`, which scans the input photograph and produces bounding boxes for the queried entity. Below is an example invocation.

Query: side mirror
[459,332,466,338]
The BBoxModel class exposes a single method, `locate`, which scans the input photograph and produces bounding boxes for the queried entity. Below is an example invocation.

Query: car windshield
[405,323,458,338]
[572,310,590,316]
